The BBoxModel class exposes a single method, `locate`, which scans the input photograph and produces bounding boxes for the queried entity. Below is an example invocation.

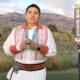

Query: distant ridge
[0,12,74,30]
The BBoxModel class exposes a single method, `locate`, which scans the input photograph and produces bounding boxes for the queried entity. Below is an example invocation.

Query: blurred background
[0,0,78,80]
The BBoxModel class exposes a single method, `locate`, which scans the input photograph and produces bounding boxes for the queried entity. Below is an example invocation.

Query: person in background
[0,34,2,41]
[3,4,57,80]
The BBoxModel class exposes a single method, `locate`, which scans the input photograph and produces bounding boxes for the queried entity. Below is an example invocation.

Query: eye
[28,11,32,14]
[34,12,39,15]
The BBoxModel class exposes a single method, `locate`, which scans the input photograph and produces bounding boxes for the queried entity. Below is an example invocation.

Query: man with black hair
[3,4,57,80]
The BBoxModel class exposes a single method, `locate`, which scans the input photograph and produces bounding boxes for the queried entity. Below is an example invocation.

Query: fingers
[20,41,30,50]
[30,44,38,50]
[30,45,33,47]
[20,39,37,50]
[20,43,26,50]
[24,39,32,44]
[24,45,30,50]
[30,41,35,45]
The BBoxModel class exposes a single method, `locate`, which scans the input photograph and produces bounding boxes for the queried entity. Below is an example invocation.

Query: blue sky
[0,0,78,18]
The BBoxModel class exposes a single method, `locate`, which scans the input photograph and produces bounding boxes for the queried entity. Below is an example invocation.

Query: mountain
[0,12,74,30]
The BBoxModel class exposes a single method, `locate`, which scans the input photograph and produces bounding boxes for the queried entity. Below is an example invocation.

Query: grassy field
[0,73,78,80]
[0,27,78,72]
[46,73,78,80]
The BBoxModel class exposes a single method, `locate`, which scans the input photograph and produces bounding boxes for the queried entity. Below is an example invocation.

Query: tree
[47,24,58,32]
[72,27,75,34]
[2,26,12,41]
[3,26,12,32]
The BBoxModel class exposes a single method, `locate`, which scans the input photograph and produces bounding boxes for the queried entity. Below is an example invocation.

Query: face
[25,7,41,24]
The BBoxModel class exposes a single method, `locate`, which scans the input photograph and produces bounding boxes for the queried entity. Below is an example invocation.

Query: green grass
[0,73,78,80]
[0,28,78,71]
[0,78,7,80]
[0,46,14,72]
[46,73,78,80]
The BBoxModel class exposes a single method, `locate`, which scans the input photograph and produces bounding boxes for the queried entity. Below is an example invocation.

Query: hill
[0,12,74,30]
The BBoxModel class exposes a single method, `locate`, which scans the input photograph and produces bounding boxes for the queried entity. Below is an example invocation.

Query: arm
[45,28,57,57]
[3,28,20,56]
[29,28,57,57]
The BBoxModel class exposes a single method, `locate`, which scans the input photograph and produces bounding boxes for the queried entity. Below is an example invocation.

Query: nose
[31,13,34,17]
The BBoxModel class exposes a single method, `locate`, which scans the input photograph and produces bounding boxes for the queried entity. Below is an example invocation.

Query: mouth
[30,18,35,20]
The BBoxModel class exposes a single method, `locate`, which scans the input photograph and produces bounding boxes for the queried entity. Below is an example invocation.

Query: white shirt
[3,26,57,64]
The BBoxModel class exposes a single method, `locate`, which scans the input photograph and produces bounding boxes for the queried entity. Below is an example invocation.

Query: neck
[28,23,38,29]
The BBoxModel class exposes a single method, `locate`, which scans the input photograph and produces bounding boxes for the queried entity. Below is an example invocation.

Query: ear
[39,15,41,20]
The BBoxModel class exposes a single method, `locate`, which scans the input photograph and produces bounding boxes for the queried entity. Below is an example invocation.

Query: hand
[29,41,38,50]
[20,39,31,50]
[77,42,80,44]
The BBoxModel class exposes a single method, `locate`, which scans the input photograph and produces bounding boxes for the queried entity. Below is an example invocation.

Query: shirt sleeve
[3,28,19,56]
[45,28,57,57]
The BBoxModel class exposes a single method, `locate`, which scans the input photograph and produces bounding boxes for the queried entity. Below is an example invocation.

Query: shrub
[46,53,78,71]
[47,24,58,32]
[0,26,12,41]
[2,26,12,32]
[72,27,75,34]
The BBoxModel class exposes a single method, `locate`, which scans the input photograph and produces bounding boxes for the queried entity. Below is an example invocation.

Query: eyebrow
[27,10,39,14]
[28,10,38,12]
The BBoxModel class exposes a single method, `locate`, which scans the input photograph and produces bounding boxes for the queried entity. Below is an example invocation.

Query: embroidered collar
[21,23,43,29]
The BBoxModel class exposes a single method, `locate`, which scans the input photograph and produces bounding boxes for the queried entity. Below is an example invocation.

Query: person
[0,34,2,41]
[3,4,57,80]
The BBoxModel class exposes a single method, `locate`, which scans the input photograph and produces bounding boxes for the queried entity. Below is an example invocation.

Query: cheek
[36,18,39,21]
[25,15,30,21]
[35,16,40,20]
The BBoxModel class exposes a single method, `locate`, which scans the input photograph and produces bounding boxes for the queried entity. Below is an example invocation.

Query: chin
[29,22,37,24]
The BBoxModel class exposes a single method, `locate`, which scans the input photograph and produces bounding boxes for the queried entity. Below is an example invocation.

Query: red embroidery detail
[10,67,14,80]
[34,30,39,60]
[41,39,43,43]
[14,27,25,59]
[45,27,48,45]
[40,45,49,56]
[21,29,25,60]
[41,34,43,37]
[34,51,37,60]
[36,24,43,29]
[21,23,43,29]
[21,23,28,28]
[10,45,18,54]
[14,27,17,44]
[17,39,20,42]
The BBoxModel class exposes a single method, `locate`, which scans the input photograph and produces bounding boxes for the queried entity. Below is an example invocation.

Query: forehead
[27,7,39,12]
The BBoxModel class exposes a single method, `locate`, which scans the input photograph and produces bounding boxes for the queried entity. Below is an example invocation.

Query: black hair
[26,4,41,15]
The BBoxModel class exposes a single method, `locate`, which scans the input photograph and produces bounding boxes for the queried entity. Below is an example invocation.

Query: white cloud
[41,9,53,13]
[3,4,16,9]
[35,0,76,17]
[0,0,78,17]
[0,3,24,14]
[0,0,11,3]
[0,0,20,3]
[0,9,7,14]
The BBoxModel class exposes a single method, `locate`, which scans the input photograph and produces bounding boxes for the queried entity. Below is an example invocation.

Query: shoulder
[15,25,23,29]
[14,25,23,31]
[11,25,23,33]
[41,26,51,32]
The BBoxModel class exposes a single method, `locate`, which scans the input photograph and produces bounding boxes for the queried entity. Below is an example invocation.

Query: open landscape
[0,12,78,80]
[0,0,79,79]
[0,27,78,71]
[0,26,78,80]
